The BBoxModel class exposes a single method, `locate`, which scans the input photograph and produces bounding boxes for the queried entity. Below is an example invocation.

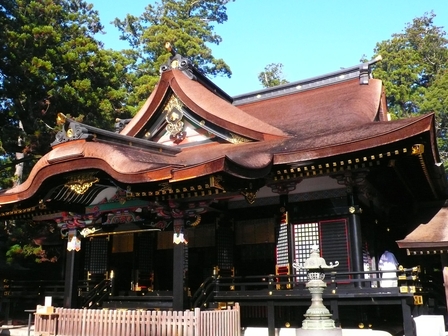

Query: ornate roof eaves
[120,79,171,136]
[272,114,435,165]
[52,115,181,156]
[0,154,177,207]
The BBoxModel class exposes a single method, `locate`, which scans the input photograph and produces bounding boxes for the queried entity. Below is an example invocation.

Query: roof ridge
[232,56,382,105]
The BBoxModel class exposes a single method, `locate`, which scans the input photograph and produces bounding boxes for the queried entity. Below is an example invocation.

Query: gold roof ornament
[164,96,186,143]
[64,173,99,195]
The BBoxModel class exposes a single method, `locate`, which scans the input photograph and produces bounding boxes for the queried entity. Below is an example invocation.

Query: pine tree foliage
[0,0,134,189]
[372,11,448,163]
[114,0,233,106]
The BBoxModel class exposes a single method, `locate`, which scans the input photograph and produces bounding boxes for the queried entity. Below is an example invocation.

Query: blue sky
[90,0,448,96]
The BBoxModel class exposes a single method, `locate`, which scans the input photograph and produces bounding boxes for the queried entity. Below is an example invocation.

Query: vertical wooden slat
[84,309,90,336]
[129,310,135,336]
[152,310,158,335]
[105,309,110,336]
[40,305,241,336]
[97,309,103,336]
[59,309,66,336]
[193,308,200,336]
[76,309,82,336]
[183,310,187,336]
[137,310,143,336]
[109,310,114,336]
[118,310,124,336]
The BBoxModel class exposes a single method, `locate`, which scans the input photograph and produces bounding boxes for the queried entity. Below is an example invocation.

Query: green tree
[114,0,233,107]
[258,63,289,88]
[419,70,448,161]
[0,0,134,188]
[371,11,448,163]
[372,12,448,118]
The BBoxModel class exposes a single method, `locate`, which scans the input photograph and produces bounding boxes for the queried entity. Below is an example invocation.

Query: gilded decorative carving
[158,182,174,193]
[229,132,250,144]
[38,199,47,210]
[164,96,185,140]
[241,190,257,205]
[188,215,201,227]
[411,143,437,198]
[411,144,425,155]
[210,175,225,191]
[64,173,99,195]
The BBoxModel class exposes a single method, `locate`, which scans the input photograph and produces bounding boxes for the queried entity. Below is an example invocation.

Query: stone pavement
[0,325,33,336]
[242,328,394,336]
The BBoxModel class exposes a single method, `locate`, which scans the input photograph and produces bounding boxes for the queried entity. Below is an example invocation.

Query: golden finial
[56,113,67,125]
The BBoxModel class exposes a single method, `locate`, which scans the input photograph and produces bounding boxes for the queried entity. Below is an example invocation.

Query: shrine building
[1,51,447,335]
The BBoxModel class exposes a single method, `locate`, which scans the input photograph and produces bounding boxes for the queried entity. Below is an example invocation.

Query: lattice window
[292,223,319,281]
[137,232,154,272]
[276,222,290,269]
[216,225,234,270]
[292,219,349,281]
[320,219,349,278]
[84,237,108,274]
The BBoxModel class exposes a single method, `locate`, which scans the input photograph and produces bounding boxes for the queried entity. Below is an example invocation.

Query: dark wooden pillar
[401,298,415,336]
[173,218,188,311]
[347,186,364,276]
[333,171,368,280]
[63,250,79,308]
[64,230,81,308]
[267,301,275,336]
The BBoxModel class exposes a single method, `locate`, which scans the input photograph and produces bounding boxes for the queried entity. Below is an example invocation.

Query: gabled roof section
[121,63,288,146]
[397,200,448,253]
[236,57,386,138]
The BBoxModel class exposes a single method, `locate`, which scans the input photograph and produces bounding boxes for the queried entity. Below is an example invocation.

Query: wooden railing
[34,303,241,336]
[1,279,66,300]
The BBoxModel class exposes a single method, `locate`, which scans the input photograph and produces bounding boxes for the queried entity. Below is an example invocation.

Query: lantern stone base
[296,327,343,336]
[301,317,337,330]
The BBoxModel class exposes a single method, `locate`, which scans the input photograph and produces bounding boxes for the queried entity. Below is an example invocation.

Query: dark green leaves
[0,0,134,188]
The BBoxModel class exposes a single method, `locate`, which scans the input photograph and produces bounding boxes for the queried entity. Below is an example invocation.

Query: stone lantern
[293,245,342,336]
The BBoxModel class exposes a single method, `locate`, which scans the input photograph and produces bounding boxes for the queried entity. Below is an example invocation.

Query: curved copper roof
[238,78,384,137]
[0,62,444,211]
[397,202,448,250]
[121,69,288,141]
